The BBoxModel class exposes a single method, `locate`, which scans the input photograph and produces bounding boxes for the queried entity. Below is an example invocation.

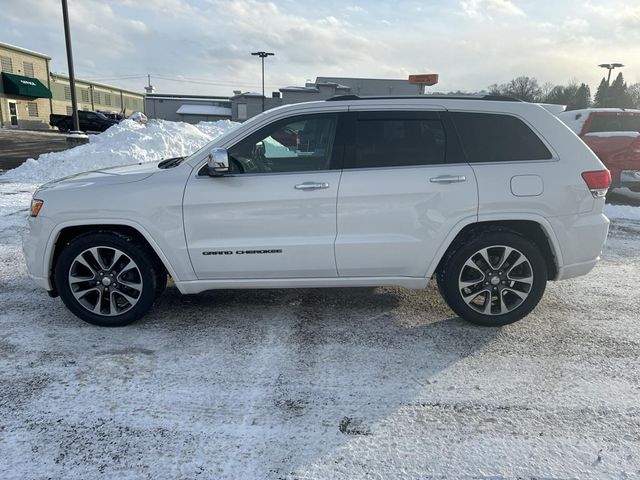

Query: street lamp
[251,51,274,112]
[598,63,624,84]
[61,0,81,135]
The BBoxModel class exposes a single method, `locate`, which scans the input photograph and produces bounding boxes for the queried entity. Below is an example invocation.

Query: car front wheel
[55,232,159,327]
[437,230,547,326]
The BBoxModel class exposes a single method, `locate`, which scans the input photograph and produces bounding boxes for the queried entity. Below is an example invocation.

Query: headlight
[30,198,44,217]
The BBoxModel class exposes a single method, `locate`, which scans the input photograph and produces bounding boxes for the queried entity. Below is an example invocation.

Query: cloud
[460,0,525,19]
[345,5,367,13]
[0,0,638,97]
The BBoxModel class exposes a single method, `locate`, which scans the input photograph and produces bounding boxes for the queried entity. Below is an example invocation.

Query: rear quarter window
[451,112,552,162]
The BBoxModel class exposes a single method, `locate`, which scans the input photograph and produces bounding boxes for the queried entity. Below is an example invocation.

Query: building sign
[408,74,439,86]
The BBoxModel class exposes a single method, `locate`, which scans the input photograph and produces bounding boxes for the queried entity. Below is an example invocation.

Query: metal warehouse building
[144,93,232,123]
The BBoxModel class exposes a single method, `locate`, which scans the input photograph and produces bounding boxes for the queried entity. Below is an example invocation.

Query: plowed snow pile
[3,119,238,184]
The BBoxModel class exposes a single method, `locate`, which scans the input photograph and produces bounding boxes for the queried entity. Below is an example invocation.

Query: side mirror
[206,147,230,176]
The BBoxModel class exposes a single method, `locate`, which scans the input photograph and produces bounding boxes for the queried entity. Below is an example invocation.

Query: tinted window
[588,114,640,133]
[228,114,337,174]
[452,112,552,162]
[351,117,446,168]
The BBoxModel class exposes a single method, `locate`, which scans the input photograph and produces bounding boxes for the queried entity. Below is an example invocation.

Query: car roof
[325,94,522,102]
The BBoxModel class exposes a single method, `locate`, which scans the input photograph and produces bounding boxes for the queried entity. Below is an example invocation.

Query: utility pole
[251,51,274,112]
[144,74,155,94]
[61,0,81,133]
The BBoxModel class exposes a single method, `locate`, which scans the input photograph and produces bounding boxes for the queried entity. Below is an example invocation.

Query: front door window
[227,114,338,174]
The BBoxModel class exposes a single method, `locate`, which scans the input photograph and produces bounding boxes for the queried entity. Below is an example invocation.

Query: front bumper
[22,216,56,291]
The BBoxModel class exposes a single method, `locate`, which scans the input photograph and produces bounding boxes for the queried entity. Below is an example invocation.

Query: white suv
[23,95,611,327]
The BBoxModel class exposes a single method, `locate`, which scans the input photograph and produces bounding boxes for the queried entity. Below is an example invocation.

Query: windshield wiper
[158,156,185,169]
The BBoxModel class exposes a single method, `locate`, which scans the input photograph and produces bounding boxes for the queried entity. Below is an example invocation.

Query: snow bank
[585,131,640,138]
[3,119,238,184]
[605,204,640,221]
[556,110,589,134]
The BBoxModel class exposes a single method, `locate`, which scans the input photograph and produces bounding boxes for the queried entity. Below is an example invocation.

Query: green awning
[1,72,52,99]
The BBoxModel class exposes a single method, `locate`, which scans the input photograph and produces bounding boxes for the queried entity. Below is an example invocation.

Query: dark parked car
[50,110,118,133]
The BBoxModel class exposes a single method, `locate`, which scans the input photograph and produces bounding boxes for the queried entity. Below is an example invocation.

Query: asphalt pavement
[0,129,71,173]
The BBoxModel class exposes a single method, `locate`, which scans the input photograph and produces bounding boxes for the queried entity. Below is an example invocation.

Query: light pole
[598,63,624,107]
[598,63,624,84]
[61,0,81,134]
[251,51,274,112]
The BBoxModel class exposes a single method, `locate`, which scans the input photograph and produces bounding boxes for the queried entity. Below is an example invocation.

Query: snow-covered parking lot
[1,121,640,479]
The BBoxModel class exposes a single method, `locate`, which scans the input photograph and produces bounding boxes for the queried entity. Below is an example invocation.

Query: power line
[82,73,281,90]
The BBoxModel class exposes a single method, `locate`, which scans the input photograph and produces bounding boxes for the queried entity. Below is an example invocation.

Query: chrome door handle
[430,175,466,184]
[294,182,330,191]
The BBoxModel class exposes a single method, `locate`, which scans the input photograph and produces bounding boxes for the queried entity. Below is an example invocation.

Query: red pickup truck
[557,108,640,191]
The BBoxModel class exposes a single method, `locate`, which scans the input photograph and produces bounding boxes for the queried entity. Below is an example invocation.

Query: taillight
[581,170,611,198]
[628,138,640,162]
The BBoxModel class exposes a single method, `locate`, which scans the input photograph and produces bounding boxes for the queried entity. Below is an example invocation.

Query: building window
[27,102,39,117]
[66,106,73,115]
[0,56,13,73]
[237,103,248,120]
[23,62,35,78]
[104,93,111,106]
[81,88,89,103]
[64,85,72,100]
[93,91,101,105]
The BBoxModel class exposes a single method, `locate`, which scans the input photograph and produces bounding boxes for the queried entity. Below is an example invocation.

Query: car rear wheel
[437,230,547,326]
[55,232,158,327]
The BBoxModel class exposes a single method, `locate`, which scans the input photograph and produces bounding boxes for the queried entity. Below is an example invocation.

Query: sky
[1,0,639,97]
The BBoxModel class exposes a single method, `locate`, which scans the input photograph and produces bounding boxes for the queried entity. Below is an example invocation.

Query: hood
[37,162,160,192]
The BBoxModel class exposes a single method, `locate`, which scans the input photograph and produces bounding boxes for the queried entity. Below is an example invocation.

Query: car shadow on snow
[9,280,501,478]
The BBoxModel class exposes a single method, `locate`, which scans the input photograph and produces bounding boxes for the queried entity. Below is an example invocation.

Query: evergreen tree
[608,72,632,108]
[570,83,591,110]
[594,78,609,107]
[628,83,640,109]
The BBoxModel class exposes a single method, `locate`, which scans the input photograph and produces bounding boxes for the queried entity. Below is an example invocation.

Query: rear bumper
[612,169,640,189]
[548,210,609,281]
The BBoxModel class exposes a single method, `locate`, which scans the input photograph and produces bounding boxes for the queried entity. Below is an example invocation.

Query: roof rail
[326,94,522,102]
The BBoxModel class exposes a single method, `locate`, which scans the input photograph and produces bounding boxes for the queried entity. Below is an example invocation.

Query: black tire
[54,232,158,327]
[154,269,167,299]
[437,230,547,326]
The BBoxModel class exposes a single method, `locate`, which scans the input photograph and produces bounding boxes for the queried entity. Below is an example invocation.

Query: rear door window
[451,112,552,162]
[345,112,446,169]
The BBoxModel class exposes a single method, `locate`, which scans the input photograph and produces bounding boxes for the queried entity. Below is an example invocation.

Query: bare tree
[504,76,542,102]
[487,76,542,102]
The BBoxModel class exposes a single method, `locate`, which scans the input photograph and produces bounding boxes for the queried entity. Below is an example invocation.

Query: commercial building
[0,41,53,130]
[49,73,144,117]
[229,76,429,122]
[1,41,145,130]
[145,93,231,123]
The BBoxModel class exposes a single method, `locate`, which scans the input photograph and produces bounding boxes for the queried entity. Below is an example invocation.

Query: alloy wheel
[458,245,534,316]
[67,246,144,316]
